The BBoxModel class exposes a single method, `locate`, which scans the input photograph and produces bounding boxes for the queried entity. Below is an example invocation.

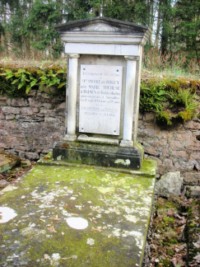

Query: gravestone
[53,17,149,169]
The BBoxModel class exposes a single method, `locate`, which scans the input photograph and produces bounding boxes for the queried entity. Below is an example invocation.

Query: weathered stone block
[5,114,15,120]
[2,107,20,114]
[56,102,65,110]
[0,111,5,119]
[28,98,40,107]
[0,151,20,173]
[53,141,142,170]
[143,113,155,122]
[0,179,9,188]
[41,103,52,109]
[44,117,58,123]
[183,172,200,185]
[186,186,200,198]
[7,98,29,107]
[25,152,39,160]
[172,150,188,159]
[20,107,34,115]
[185,120,200,130]
[155,171,183,197]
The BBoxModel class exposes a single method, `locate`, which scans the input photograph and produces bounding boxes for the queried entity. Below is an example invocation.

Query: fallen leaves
[149,197,188,267]
[47,225,57,233]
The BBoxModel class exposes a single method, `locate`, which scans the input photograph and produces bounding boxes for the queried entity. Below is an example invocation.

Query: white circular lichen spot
[0,207,17,223]
[87,238,95,246]
[66,217,88,230]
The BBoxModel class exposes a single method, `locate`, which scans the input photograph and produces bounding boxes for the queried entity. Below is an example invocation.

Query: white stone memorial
[54,17,149,169]
[79,64,122,135]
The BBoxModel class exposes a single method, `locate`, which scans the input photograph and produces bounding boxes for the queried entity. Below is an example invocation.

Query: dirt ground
[145,195,200,267]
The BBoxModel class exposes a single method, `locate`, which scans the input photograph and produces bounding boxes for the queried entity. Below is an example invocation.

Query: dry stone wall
[0,92,65,160]
[0,93,199,185]
[138,113,200,185]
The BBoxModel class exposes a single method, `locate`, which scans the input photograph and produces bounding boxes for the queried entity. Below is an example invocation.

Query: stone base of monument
[52,141,143,170]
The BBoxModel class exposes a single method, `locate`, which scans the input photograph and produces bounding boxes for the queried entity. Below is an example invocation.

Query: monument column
[133,51,142,142]
[120,56,138,147]
[65,54,80,141]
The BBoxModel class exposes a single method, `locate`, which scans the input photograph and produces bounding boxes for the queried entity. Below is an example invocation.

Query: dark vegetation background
[0,0,199,74]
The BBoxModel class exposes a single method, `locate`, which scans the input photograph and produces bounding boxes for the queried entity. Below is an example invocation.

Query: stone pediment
[76,22,119,33]
[56,17,147,35]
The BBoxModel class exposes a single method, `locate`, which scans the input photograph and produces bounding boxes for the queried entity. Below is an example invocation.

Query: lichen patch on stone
[0,207,17,223]
[66,217,89,230]
[114,159,131,166]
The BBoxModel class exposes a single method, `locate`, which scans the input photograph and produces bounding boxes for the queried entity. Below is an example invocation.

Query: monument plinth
[54,17,149,169]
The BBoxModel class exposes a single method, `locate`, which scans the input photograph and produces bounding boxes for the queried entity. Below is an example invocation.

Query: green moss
[0,164,155,266]
[156,110,173,126]
[156,198,177,212]
[140,77,199,127]
[163,216,175,225]
[26,225,125,267]
[134,142,144,159]
[160,258,171,266]
[177,109,193,121]
[137,159,157,177]
[166,248,175,256]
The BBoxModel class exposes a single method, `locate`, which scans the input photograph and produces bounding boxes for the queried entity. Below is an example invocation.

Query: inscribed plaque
[79,65,122,135]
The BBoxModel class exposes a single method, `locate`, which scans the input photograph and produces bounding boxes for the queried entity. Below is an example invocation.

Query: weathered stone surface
[21,159,32,167]
[28,97,41,107]
[0,96,7,102]
[44,117,58,123]
[25,152,39,160]
[0,179,9,188]
[183,172,200,185]
[56,102,65,110]
[0,93,65,159]
[5,114,15,120]
[155,171,183,197]
[53,141,142,170]
[0,151,20,173]
[186,186,200,198]
[138,116,200,185]
[2,106,20,114]
[0,164,155,267]
[20,107,39,115]
[185,120,200,130]
[143,113,155,122]
[7,98,29,107]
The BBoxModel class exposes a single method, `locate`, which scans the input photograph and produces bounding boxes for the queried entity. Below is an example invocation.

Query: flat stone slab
[0,164,155,267]
[0,151,20,173]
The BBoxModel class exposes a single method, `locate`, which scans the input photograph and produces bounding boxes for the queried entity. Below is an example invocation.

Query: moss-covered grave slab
[0,164,155,267]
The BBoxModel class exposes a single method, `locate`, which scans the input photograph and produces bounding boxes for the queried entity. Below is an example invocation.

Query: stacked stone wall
[138,114,200,185]
[0,92,65,160]
[0,93,199,185]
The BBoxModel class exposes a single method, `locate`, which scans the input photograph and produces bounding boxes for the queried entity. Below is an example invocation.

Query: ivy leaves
[3,69,37,94]
[0,66,66,96]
